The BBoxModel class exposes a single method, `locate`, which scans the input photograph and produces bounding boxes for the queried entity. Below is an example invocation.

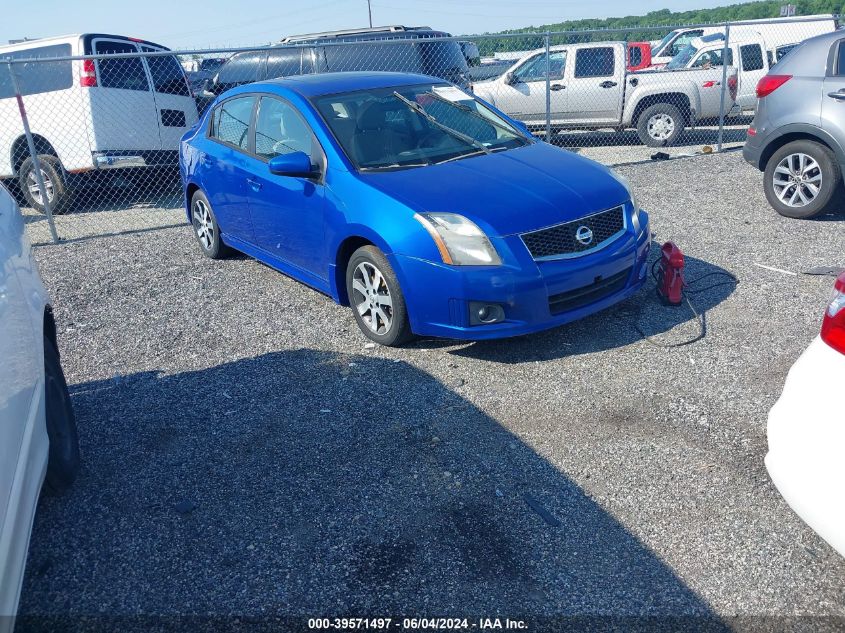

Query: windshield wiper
[422,90,530,142]
[435,145,509,165]
[359,162,430,172]
[392,91,490,155]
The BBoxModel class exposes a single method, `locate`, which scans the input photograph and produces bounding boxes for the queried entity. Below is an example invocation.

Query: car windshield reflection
[313,83,531,171]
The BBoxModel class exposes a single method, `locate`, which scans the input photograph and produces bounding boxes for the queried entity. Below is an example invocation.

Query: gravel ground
[16,150,845,630]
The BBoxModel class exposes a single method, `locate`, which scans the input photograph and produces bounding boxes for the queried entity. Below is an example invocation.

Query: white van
[664,30,771,110]
[0,34,198,212]
[650,14,836,66]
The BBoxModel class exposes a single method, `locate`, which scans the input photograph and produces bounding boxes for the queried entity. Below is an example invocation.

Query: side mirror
[504,71,517,85]
[268,151,317,178]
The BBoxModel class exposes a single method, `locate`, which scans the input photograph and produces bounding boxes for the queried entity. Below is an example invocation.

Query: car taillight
[756,74,791,98]
[820,271,845,354]
[728,74,737,100]
[80,59,97,87]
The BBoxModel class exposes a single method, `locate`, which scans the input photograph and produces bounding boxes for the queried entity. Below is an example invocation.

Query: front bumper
[766,336,845,557]
[392,211,650,340]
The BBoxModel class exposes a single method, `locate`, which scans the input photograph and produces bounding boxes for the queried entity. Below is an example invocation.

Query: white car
[766,271,845,557]
[0,183,79,621]
[0,34,199,213]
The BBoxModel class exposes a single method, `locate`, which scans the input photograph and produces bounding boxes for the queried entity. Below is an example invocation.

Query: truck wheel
[18,155,73,214]
[637,103,683,147]
[763,140,841,219]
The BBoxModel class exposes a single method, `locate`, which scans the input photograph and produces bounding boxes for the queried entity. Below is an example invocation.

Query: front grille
[521,206,625,260]
[548,267,631,315]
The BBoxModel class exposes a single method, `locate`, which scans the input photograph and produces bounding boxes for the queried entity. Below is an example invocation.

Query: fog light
[469,302,505,325]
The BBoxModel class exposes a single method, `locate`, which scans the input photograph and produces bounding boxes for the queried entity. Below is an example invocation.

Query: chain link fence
[0,15,837,244]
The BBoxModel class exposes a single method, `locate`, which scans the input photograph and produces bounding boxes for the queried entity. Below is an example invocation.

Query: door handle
[827,90,845,101]
[246,178,262,191]
[550,84,565,91]
[599,81,618,89]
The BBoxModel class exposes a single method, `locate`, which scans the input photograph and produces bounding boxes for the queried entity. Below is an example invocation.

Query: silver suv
[743,30,845,219]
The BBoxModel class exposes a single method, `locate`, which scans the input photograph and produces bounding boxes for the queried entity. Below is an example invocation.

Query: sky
[3,0,745,50]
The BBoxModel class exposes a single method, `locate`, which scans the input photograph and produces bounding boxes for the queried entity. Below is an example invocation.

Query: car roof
[255,71,447,97]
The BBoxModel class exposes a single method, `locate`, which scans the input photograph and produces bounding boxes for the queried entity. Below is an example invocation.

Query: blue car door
[199,94,257,243]
[244,96,326,279]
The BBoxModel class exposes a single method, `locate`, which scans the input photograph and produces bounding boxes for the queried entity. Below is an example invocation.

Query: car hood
[358,142,629,237]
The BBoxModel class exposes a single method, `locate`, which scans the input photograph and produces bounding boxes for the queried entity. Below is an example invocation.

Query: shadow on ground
[438,247,737,364]
[20,349,727,631]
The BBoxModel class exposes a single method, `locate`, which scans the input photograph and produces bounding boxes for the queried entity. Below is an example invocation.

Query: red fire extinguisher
[656,241,685,306]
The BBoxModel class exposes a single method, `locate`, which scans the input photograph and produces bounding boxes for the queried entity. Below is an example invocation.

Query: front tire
[18,155,72,214]
[763,140,841,219]
[637,103,683,147]
[346,246,414,347]
[190,190,230,259]
[43,336,80,495]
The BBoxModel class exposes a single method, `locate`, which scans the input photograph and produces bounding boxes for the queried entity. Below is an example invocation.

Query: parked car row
[0,19,839,216]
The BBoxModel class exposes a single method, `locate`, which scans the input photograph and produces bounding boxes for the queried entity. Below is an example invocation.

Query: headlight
[612,173,642,233]
[414,212,502,266]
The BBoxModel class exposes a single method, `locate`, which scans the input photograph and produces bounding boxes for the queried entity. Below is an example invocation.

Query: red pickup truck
[627,42,652,71]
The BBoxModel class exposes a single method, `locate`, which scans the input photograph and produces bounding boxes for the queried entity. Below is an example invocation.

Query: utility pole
[367,0,373,27]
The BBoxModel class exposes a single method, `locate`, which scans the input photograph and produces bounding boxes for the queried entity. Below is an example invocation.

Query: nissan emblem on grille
[520,206,625,260]
[575,226,594,245]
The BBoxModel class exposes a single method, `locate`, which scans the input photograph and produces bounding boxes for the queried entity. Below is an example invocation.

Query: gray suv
[743,30,845,219]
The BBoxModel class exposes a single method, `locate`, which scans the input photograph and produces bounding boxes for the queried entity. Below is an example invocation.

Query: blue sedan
[179,72,651,346]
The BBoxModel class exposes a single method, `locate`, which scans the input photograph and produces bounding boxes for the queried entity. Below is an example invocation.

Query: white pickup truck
[473,41,738,147]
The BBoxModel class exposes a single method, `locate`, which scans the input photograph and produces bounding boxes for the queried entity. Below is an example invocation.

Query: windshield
[666,43,698,70]
[652,30,678,56]
[314,83,531,171]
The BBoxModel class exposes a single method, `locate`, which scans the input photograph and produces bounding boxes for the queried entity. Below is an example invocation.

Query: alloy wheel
[772,153,822,208]
[193,199,214,250]
[27,168,54,206]
[351,261,393,335]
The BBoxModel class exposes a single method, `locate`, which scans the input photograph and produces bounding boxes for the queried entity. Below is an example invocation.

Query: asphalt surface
[17,150,845,631]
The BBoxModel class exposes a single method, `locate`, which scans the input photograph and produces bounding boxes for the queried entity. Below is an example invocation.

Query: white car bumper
[766,336,845,557]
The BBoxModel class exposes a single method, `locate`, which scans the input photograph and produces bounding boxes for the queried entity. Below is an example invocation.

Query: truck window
[692,48,733,69]
[740,44,764,71]
[574,48,614,78]
[0,43,72,99]
[141,46,190,96]
[669,30,703,57]
[835,40,845,75]
[629,47,642,67]
[94,40,149,91]
[514,51,566,82]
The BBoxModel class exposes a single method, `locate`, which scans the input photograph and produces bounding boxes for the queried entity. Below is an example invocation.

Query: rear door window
[324,42,422,73]
[265,48,312,79]
[140,45,190,96]
[740,44,765,71]
[574,47,615,78]
[0,43,73,99]
[94,40,149,91]
[209,95,255,151]
[217,51,266,85]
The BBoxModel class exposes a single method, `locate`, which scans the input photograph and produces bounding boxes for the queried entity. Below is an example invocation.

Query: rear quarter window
[0,43,73,99]
[323,42,422,73]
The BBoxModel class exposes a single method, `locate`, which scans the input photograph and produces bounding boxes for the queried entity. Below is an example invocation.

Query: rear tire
[763,140,840,219]
[346,245,414,347]
[18,155,72,214]
[637,103,684,147]
[190,189,230,259]
[43,336,80,495]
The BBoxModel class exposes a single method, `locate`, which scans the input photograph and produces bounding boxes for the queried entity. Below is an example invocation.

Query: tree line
[471,0,843,54]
